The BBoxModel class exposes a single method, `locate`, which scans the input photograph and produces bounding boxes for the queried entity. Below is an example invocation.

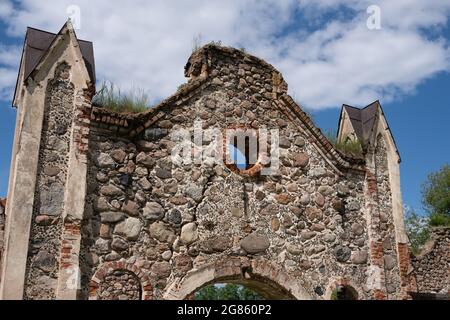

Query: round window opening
[224,127,264,176]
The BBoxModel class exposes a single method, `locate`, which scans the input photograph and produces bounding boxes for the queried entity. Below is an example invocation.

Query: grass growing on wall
[325,129,363,157]
[92,81,150,113]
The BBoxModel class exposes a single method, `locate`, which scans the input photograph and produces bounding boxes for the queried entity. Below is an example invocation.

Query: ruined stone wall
[411,227,450,294]
[1,42,413,299]
[0,200,5,277]
[78,48,377,300]
[23,62,75,299]
[374,135,401,298]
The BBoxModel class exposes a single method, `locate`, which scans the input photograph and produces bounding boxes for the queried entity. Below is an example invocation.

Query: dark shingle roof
[340,100,401,161]
[23,27,95,82]
[0,198,6,210]
[342,101,379,145]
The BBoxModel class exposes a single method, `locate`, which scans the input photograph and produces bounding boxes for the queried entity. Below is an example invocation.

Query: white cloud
[0,44,21,101]
[0,45,21,66]
[0,67,17,101]
[0,0,449,109]
[0,1,13,19]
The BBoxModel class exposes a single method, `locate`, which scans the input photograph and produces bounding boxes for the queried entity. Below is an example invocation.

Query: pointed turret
[337,100,400,162]
[13,20,95,108]
[1,22,95,299]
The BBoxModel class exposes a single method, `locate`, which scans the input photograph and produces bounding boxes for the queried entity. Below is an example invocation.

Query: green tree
[404,208,430,254]
[195,284,263,300]
[217,284,242,300]
[194,284,219,300]
[239,286,262,300]
[421,164,450,226]
[405,164,450,254]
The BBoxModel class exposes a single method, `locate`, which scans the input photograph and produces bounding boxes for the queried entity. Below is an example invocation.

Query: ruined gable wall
[411,227,450,294]
[80,48,373,300]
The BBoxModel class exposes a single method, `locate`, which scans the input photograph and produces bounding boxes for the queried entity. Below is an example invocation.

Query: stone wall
[411,227,450,295]
[2,42,415,300]
[75,46,381,300]
[23,62,75,299]
[374,135,401,298]
[0,199,5,278]
[98,269,141,300]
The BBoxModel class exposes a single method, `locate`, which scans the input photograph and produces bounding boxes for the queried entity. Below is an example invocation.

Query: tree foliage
[404,208,430,254]
[194,284,263,300]
[421,164,450,226]
[405,164,450,254]
[194,284,219,300]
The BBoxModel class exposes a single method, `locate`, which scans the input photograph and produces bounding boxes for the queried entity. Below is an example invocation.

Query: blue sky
[0,1,449,215]
[312,73,450,215]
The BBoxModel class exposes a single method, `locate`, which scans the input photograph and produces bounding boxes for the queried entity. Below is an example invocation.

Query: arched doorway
[191,276,295,300]
[330,285,358,300]
[163,257,311,300]
[326,279,360,300]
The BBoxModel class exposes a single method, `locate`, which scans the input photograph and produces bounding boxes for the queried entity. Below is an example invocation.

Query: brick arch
[163,257,312,300]
[89,261,153,300]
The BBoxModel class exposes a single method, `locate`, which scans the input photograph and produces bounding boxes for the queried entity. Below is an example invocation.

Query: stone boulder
[351,250,368,264]
[155,167,172,179]
[291,152,309,167]
[275,193,294,205]
[100,184,124,197]
[151,261,171,278]
[240,233,270,254]
[149,221,176,244]
[286,243,302,255]
[180,223,199,245]
[294,136,306,147]
[39,182,64,216]
[200,236,231,253]
[110,149,127,163]
[351,223,364,236]
[111,237,129,251]
[301,230,316,241]
[114,217,143,240]
[121,200,140,216]
[136,152,155,168]
[173,254,193,273]
[95,238,111,253]
[96,153,116,168]
[143,202,164,221]
[305,207,323,221]
[34,250,57,273]
[184,184,204,203]
[166,209,182,225]
[384,255,397,270]
[100,211,125,223]
[334,245,351,262]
